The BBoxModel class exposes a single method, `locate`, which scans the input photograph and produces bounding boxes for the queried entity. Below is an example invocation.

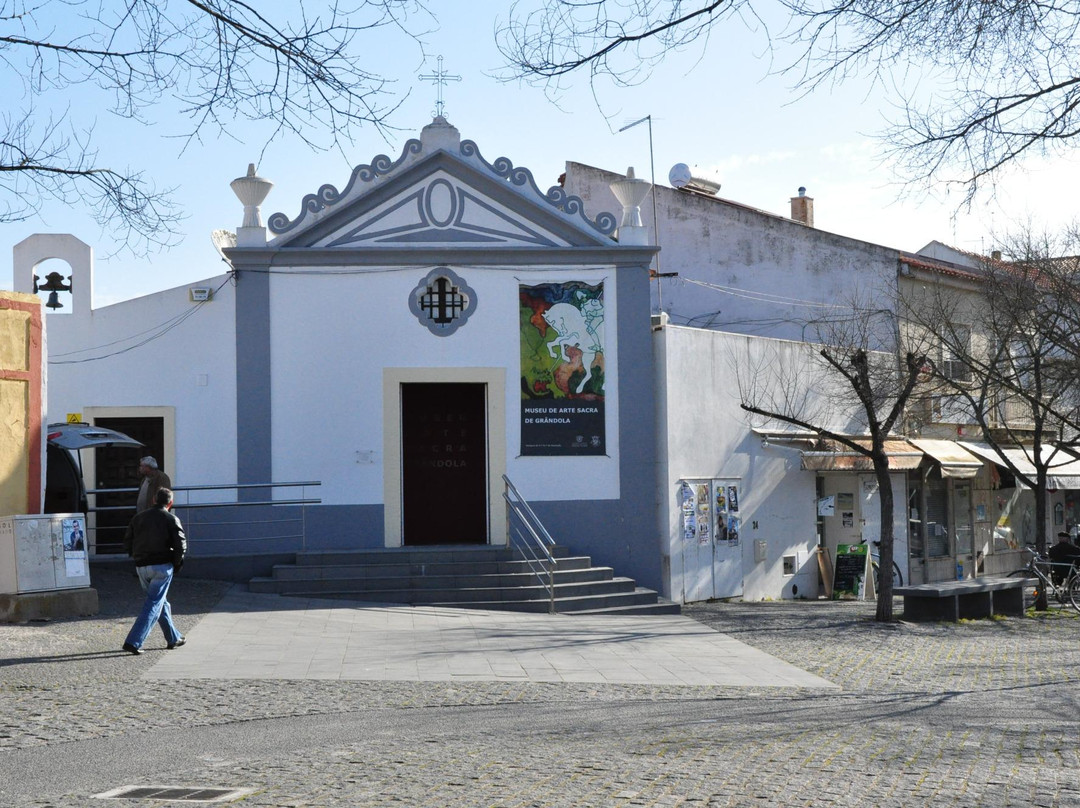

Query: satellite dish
[211,229,238,265]
[668,163,720,195]
[668,163,692,189]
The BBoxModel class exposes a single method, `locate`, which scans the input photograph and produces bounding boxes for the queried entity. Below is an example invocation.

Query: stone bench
[894,577,1034,622]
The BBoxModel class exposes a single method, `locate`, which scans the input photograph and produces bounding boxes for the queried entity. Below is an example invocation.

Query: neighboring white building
[565,162,1074,597]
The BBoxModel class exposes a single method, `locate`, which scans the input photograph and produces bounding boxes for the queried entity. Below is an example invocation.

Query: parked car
[44,423,143,516]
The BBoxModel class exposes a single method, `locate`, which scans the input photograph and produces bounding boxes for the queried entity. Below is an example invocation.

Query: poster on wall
[817,496,835,516]
[695,483,712,545]
[61,517,87,578]
[519,281,605,455]
[713,481,741,546]
[680,482,697,542]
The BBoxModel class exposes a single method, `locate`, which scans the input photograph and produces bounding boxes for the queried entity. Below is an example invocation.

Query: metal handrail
[84,480,321,553]
[87,480,321,496]
[502,474,558,614]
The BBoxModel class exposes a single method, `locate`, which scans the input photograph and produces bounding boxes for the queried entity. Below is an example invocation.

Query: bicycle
[1007,544,1080,612]
[860,538,903,591]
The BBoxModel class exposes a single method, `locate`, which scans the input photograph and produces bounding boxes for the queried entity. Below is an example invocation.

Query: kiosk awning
[951,441,1080,489]
[958,442,1037,484]
[907,439,983,479]
[957,442,1080,489]
[801,440,922,472]
[1044,446,1080,490]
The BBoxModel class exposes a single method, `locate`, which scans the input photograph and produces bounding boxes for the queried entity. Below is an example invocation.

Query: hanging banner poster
[520,281,605,455]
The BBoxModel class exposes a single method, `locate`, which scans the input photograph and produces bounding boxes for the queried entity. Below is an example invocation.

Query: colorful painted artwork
[520,281,605,455]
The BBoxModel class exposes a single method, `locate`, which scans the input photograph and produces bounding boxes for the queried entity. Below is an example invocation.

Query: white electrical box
[0,514,91,594]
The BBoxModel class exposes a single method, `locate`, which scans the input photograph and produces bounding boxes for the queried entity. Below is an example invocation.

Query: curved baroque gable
[267,139,424,235]
[459,140,616,236]
[266,136,617,240]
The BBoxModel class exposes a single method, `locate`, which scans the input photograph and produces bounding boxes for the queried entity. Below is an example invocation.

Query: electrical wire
[680,277,849,310]
[48,277,233,365]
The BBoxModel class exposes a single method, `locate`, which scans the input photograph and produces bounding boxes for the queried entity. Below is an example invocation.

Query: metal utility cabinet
[0,514,91,594]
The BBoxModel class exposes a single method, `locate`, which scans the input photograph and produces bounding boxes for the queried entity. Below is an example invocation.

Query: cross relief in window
[409,267,477,336]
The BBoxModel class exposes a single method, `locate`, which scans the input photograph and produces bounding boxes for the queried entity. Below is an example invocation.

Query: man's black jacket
[124,505,187,568]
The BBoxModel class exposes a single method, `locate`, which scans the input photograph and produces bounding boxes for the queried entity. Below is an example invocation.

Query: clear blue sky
[5,1,1079,307]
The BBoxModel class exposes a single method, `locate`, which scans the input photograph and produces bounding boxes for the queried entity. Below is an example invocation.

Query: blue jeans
[124,563,182,650]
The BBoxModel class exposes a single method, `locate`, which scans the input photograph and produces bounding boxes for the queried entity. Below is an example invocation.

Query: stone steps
[248,546,679,615]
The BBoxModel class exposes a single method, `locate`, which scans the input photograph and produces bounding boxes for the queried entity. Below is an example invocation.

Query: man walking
[136,456,172,514]
[122,488,187,654]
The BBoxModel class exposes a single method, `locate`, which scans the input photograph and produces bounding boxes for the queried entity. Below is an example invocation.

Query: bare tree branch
[500,0,1080,201]
[1,0,432,253]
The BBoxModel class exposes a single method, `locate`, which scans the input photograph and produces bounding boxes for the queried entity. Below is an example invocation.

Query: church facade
[17,118,666,591]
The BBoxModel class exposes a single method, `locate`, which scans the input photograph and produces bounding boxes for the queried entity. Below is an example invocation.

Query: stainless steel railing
[85,480,321,554]
[502,474,558,614]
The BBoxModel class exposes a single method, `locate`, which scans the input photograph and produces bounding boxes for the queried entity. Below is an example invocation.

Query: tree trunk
[874,461,895,622]
[1035,468,1049,611]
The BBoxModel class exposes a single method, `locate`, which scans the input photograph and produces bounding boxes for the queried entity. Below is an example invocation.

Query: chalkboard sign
[832,543,868,600]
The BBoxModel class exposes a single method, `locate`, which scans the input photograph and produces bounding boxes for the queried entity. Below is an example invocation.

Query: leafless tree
[739,296,930,621]
[498,0,1080,202]
[1,0,431,253]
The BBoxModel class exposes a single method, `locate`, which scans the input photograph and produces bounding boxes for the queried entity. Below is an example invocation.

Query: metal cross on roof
[419,56,462,118]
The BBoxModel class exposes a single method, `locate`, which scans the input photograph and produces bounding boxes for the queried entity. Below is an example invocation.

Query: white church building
[17,118,670,595]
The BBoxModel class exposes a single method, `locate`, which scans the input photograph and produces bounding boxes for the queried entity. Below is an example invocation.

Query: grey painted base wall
[171,503,385,557]
[530,499,664,593]
[147,501,662,591]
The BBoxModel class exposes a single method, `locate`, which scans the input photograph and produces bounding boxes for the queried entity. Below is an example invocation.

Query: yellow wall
[0,292,43,517]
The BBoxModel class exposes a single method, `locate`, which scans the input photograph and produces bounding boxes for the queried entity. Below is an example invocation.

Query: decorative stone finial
[230,164,273,229]
[609,166,652,229]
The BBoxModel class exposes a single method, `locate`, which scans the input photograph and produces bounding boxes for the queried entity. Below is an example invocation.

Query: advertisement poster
[695,483,711,545]
[832,543,868,599]
[680,482,697,542]
[713,481,741,546]
[519,281,605,455]
[62,517,87,578]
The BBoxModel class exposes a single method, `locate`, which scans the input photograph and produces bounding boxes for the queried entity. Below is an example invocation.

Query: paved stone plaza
[1,564,1078,807]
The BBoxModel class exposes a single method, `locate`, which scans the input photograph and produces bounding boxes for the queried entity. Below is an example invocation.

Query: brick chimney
[790,187,814,227]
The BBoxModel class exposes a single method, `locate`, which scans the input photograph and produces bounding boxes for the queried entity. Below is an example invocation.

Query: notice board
[832,543,869,600]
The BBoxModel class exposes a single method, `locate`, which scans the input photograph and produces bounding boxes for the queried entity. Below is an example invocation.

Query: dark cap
[1058,531,1072,539]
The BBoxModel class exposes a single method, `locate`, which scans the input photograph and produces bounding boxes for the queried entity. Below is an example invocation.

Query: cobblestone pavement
[2,565,1079,807]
